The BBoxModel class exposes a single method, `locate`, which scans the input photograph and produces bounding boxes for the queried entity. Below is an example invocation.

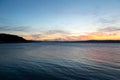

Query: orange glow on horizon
[22,32,120,41]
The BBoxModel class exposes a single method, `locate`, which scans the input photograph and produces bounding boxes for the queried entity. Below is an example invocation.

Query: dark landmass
[0,33,28,43]
[33,40,120,43]
[0,33,120,43]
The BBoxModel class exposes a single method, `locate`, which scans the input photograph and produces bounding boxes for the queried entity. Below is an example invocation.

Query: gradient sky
[0,0,120,40]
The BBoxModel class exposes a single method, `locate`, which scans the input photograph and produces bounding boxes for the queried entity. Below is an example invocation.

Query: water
[0,43,120,80]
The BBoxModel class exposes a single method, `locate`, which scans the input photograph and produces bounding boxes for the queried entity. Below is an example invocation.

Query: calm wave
[0,43,120,80]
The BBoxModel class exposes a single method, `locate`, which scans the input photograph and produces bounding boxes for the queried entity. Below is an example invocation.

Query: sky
[0,0,120,41]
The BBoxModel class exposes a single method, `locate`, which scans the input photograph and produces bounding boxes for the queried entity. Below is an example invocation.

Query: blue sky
[0,0,120,40]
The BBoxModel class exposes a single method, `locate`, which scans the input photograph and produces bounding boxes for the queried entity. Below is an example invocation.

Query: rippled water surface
[0,43,120,80]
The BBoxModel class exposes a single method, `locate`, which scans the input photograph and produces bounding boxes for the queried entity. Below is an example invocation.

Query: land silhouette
[0,33,120,43]
[0,33,27,43]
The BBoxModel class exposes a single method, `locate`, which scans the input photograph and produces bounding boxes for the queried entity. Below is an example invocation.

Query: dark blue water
[0,43,120,80]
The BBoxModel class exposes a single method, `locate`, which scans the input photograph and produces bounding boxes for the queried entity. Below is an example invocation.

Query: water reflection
[84,46,120,64]
[0,43,120,80]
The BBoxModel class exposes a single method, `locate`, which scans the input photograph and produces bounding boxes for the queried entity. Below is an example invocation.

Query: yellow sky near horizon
[22,30,120,41]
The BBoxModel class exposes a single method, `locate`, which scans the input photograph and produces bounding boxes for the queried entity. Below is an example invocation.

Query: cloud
[30,34,42,40]
[98,18,118,24]
[0,17,30,32]
[0,25,30,32]
[45,30,70,35]
[94,16,120,40]
[23,30,72,40]
[0,17,9,24]
[97,15,120,25]
[98,26,120,32]
[23,27,120,41]
[39,30,71,41]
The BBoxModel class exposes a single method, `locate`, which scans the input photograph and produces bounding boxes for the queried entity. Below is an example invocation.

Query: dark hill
[0,33,27,43]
